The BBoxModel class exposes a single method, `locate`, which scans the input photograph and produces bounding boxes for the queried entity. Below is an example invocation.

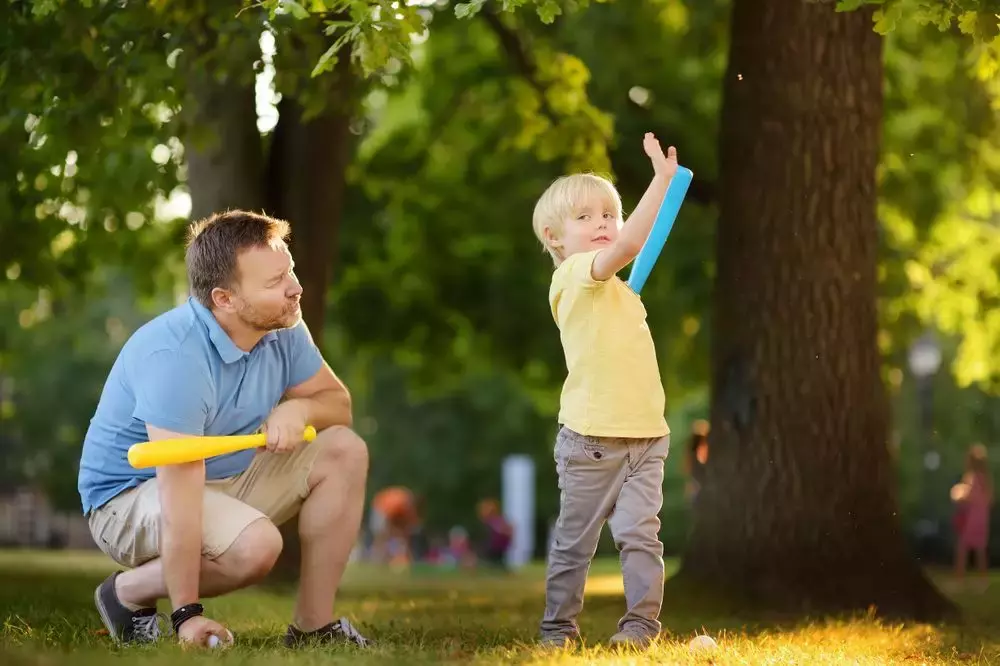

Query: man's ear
[210,286,238,313]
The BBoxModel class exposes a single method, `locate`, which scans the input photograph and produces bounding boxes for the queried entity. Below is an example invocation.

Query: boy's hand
[643,132,678,179]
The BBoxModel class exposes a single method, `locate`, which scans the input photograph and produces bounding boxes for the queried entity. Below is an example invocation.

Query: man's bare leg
[116,518,283,608]
[293,427,369,631]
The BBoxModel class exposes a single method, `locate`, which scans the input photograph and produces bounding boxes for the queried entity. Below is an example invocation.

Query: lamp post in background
[908,332,942,542]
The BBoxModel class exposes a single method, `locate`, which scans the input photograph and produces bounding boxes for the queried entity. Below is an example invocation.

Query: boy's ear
[543,226,562,250]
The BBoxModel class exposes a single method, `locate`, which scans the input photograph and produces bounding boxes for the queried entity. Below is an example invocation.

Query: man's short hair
[185,210,291,308]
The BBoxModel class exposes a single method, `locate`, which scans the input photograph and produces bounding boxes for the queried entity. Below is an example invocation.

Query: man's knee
[314,426,369,476]
[225,518,283,583]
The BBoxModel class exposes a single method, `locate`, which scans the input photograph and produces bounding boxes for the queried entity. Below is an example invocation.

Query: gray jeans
[541,426,669,639]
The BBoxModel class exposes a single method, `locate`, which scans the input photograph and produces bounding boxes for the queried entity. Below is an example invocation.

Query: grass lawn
[2,549,999,664]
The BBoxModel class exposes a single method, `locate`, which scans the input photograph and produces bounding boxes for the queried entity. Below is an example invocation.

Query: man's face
[230,241,303,331]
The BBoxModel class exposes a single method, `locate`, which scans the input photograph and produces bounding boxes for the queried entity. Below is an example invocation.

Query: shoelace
[333,618,369,646]
[131,613,165,641]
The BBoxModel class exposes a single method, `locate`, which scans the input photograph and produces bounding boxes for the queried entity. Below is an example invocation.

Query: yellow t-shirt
[549,250,669,438]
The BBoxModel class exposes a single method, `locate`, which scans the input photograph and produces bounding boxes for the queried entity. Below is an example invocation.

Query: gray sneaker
[609,625,657,649]
[94,571,164,644]
[538,632,581,649]
[284,617,373,648]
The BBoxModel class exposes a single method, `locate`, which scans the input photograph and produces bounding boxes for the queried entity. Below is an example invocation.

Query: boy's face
[547,193,621,259]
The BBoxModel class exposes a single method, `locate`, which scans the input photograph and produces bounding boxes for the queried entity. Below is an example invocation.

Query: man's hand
[177,615,232,648]
[643,132,678,179]
[261,400,310,453]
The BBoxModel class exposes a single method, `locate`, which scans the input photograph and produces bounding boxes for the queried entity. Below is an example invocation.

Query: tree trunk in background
[183,75,264,222]
[267,53,358,347]
[266,52,360,581]
[677,0,955,620]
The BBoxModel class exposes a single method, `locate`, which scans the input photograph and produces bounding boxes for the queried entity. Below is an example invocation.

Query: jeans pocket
[581,442,608,463]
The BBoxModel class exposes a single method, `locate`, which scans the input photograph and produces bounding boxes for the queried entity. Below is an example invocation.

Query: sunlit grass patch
[1,549,998,664]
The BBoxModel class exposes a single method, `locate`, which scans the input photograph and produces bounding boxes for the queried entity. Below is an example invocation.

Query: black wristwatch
[171,602,204,633]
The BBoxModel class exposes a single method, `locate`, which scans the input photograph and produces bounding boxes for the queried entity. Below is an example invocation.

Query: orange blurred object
[372,486,418,525]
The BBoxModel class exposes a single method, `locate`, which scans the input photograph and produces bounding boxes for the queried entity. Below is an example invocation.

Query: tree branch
[478,5,559,124]
[478,2,717,208]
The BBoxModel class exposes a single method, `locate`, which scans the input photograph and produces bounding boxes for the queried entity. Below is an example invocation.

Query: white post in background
[502,454,535,569]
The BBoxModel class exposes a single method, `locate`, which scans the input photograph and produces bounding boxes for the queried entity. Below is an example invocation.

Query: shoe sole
[94,580,123,644]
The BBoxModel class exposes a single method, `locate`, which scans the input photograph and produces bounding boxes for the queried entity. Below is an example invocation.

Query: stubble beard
[237,300,301,332]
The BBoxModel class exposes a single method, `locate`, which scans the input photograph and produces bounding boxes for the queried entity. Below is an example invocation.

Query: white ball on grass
[688,634,718,651]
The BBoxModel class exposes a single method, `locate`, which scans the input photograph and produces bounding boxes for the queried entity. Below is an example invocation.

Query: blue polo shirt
[77,297,324,515]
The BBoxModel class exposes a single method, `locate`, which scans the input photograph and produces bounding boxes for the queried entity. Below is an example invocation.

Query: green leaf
[310,42,340,77]
[835,0,869,12]
[454,0,486,20]
[873,1,904,35]
[282,0,311,20]
[957,11,979,35]
[30,0,61,18]
[954,10,1000,40]
[324,20,355,35]
[536,0,562,24]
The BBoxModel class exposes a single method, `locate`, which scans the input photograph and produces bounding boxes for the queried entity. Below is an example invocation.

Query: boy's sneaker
[609,625,657,650]
[94,571,165,644]
[538,632,581,649]
[283,617,373,648]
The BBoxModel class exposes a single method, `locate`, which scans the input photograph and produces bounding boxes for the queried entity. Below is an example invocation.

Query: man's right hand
[177,615,232,648]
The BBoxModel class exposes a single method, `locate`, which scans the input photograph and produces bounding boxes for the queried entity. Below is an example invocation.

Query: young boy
[532,133,678,649]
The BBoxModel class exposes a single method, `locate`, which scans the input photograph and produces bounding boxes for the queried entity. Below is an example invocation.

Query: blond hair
[532,173,623,264]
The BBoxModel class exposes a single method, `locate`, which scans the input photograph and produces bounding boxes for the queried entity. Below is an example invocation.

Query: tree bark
[266,51,358,348]
[676,0,955,621]
[183,74,264,222]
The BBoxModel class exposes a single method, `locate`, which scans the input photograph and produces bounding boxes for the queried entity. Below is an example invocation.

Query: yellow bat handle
[127,426,317,469]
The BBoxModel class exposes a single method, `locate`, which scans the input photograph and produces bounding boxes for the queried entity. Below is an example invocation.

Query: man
[77,210,372,649]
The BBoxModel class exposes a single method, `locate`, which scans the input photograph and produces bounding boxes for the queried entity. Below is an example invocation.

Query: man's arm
[283,361,353,430]
[592,134,678,281]
[260,320,353,452]
[149,424,205,611]
[130,350,211,612]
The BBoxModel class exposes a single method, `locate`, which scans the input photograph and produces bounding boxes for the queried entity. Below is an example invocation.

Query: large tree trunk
[183,74,264,222]
[265,51,360,581]
[676,0,955,621]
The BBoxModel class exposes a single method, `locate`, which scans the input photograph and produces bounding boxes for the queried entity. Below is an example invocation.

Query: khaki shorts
[88,440,323,568]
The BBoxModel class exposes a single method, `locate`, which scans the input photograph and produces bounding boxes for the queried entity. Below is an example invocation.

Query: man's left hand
[261,400,310,453]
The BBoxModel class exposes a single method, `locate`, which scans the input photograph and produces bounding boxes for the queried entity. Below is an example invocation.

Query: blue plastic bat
[626,166,693,295]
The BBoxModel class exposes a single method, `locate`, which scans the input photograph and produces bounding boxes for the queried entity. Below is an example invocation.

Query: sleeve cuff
[132,411,206,437]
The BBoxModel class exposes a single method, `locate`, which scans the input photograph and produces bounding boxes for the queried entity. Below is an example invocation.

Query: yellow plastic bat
[127,426,317,469]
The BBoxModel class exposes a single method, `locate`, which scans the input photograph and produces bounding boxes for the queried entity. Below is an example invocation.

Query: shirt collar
[188,297,278,364]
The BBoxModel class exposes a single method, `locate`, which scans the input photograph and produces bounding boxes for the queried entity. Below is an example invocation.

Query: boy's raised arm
[592,133,678,282]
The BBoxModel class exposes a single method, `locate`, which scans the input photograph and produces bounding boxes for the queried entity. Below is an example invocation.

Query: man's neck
[213,309,267,352]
